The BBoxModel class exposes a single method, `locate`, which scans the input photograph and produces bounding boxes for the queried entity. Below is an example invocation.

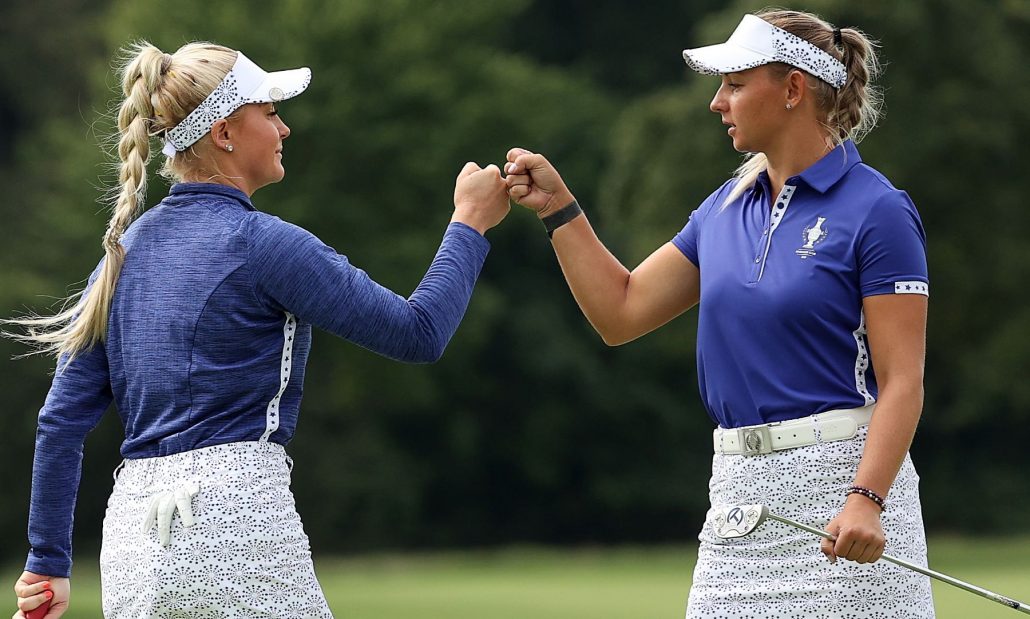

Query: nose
[710,84,728,114]
[277,116,291,139]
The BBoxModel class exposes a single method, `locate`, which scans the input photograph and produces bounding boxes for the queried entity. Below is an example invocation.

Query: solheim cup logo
[796,216,828,259]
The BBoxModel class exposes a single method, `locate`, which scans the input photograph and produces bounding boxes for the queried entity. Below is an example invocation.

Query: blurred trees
[1,0,1028,565]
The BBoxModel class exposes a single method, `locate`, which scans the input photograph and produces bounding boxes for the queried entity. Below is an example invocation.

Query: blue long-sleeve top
[26,182,491,577]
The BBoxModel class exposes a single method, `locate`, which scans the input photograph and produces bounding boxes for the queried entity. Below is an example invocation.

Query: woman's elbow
[589,311,640,347]
[421,342,447,363]
[405,335,448,363]
[879,371,925,397]
[598,326,632,347]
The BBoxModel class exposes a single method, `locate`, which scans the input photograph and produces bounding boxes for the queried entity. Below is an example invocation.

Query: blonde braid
[2,44,165,362]
[82,44,164,342]
[4,41,237,362]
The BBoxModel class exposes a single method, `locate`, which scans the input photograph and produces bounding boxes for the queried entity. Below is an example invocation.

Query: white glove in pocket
[141,482,200,547]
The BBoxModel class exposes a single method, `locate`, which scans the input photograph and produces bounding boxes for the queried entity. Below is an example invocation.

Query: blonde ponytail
[831,27,883,145]
[4,41,235,362]
[724,10,883,204]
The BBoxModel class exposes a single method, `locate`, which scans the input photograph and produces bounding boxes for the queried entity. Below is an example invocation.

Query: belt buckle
[737,426,773,456]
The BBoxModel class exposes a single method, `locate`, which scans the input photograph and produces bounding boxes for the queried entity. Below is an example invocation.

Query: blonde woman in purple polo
[504,9,933,618]
[9,41,509,618]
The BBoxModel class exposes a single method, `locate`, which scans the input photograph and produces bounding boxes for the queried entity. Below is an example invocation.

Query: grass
[6,539,1030,618]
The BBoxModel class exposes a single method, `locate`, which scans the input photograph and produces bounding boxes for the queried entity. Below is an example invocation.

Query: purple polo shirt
[673,141,928,429]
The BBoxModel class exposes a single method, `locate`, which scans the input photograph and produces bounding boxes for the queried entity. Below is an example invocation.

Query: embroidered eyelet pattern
[100,442,333,618]
[165,70,243,153]
[770,29,847,88]
[687,427,934,617]
[684,53,769,77]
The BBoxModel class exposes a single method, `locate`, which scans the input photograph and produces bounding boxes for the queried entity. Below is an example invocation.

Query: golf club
[713,504,1030,615]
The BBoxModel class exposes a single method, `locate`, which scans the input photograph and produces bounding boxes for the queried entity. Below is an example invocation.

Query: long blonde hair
[726,9,883,203]
[4,41,236,362]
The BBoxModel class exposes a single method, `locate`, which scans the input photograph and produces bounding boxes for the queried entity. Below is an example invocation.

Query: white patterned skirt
[686,426,935,618]
[100,441,333,618]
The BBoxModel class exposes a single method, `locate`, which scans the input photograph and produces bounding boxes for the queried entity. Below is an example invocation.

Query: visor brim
[682,43,772,76]
[245,67,312,103]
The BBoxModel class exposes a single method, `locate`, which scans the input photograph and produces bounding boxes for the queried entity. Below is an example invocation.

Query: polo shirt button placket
[752,184,797,283]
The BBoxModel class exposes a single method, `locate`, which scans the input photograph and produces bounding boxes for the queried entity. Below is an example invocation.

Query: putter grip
[26,600,50,619]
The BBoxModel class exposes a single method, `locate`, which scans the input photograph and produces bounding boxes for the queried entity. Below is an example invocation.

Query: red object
[25,600,50,619]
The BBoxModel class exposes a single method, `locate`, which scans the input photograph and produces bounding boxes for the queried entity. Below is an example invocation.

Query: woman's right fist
[452,162,510,235]
[504,148,575,218]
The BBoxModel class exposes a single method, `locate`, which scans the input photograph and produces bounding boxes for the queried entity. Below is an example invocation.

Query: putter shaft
[767,512,1030,614]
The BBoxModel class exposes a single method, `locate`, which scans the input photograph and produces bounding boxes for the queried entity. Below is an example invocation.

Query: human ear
[785,69,807,109]
[210,118,231,151]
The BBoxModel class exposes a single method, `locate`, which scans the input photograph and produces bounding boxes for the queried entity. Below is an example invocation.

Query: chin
[730,137,761,154]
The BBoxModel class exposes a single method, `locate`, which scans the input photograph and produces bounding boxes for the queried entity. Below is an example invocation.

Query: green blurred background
[2,0,1028,616]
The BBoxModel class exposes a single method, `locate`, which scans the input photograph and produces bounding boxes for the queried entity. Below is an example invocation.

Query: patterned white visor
[682,15,846,89]
[162,51,311,157]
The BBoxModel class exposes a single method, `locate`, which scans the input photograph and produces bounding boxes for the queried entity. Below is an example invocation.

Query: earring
[785,103,793,110]
[225,144,234,152]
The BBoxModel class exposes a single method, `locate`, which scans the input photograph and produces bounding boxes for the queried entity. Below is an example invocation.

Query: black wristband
[542,200,582,238]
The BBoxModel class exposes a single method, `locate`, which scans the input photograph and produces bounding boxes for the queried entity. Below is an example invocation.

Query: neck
[183,165,254,196]
[763,128,835,197]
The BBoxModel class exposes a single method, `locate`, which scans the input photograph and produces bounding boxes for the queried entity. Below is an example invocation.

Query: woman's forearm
[549,214,635,345]
[853,377,924,499]
[505,149,700,345]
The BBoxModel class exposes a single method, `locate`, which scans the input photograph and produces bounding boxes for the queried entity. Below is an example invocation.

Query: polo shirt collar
[169,182,256,211]
[752,140,862,197]
[799,139,862,193]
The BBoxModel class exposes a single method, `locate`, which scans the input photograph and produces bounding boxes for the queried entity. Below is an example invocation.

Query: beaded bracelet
[846,485,886,510]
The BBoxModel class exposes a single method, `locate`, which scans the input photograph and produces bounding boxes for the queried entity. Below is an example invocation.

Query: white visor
[682,15,846,89]
[163,51,312,156]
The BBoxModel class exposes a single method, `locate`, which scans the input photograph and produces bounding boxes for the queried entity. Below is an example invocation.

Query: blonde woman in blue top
[504,9,933,618]
[10,41,509,618]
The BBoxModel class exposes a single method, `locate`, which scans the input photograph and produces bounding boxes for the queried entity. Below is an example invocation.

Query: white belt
[713,404,875,456]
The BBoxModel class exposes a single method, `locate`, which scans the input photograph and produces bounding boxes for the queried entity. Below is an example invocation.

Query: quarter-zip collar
[169,182,256,211]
